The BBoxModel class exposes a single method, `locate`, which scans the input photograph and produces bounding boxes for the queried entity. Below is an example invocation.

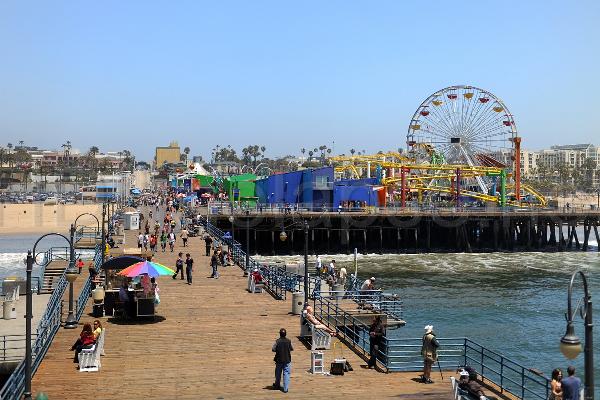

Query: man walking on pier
[204,234,213,256]
[272,328,293,393]
[561,366,581,400]
[185,253,194,284]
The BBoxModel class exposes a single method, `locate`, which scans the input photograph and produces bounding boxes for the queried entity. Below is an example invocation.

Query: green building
[223,174,257,206]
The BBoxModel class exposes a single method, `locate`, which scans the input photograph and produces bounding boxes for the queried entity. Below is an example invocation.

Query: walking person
[160,231,167,252]
[367,316,385,369]
[168,231,176,252]
[184,253,194,284]
[204,234,213,256]
[420,325,440,384]
[272,328,293,393]
[210,250,219,279]
[137,232,144,250]
[180,227,189,247]
[560,366,581,400]
[173,252,184,280]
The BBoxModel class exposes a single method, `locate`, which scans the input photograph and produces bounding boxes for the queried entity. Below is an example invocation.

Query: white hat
[370,277,376,281]
[424,325,433,333]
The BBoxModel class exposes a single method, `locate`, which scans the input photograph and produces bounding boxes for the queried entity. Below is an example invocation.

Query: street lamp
[245,210,250,275]
[559,270,594,400]
[279,219,310,306]
[24,232,75,399]
[64,224,78,329]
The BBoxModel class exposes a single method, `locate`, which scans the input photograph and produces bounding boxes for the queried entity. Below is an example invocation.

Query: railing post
[521,366,525,399]
[500,356,504,393]
[480,346,485,383]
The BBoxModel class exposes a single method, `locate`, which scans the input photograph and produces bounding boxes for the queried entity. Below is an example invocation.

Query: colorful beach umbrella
[117,261,175,278]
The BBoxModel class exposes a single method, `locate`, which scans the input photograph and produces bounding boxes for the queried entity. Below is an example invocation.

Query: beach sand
[0,204,103,235]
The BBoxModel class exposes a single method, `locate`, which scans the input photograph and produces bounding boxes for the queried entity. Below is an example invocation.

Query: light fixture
[279,231,287,241]
[560,322,582,360]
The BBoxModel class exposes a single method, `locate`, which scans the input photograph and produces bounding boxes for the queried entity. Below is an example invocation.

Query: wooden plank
[30,225,514,399]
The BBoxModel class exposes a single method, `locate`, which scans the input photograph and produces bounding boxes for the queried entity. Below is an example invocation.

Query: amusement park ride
[330,85,547,208]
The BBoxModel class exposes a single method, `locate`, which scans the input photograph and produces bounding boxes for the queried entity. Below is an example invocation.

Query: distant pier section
[209,209,600,254]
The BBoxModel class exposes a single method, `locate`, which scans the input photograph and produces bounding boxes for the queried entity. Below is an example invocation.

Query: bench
[300,316,332,351]
[249,275,264,293]
[78,329,105,372]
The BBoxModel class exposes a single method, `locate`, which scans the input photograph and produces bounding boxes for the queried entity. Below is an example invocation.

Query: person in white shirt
[315,255,322,275]
[338,266,347,286]
[361,277,375,294]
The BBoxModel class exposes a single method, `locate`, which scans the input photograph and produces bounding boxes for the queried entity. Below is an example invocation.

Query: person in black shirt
[204,235,213,256]
[184,253,194,285]
[272,328,293,393]
[210,250,220,279]
[367,316,385,369]
[173,252,184,280]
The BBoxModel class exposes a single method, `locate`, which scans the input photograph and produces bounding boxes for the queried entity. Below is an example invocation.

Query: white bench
[249,275,265,293]
[78,329,105,372]
[300,316,332,351]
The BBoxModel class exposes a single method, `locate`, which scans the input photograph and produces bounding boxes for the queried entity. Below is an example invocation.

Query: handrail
[312,296,549,399]
[75,244,103,320]
[0,242,102,400]
[0,334,39,362]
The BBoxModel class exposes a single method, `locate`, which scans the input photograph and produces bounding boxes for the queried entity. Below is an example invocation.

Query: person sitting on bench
[251,268,263,284]
[458,369,488,400]
[303,305,336,336]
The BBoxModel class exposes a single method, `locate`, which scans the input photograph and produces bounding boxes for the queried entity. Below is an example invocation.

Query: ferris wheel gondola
[407,85,517,194]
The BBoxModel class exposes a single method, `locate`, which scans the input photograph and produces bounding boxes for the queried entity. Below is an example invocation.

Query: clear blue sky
[1,0,599,162]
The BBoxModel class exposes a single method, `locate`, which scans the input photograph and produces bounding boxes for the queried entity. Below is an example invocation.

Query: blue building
[255,167,334,209]
[333,177,384,209]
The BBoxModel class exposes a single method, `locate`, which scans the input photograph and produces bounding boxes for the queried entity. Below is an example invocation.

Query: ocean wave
[0,250,95,279]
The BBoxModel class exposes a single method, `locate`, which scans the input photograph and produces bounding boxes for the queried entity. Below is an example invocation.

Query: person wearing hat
[421,325,440,383]
[360,277,376,294]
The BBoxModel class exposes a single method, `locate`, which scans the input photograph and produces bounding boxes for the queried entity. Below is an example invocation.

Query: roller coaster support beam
[513,136,522,201]
[400,167,407,208]
[456,168,461,207]
[500,169,507,207]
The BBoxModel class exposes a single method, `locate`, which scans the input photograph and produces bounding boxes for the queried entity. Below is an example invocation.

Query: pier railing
[75,243,103,320]
[312,295,550,400]
[74,226,101,245]
[0,243,102,400]
[200,216,322,300]
[0,334,38,363]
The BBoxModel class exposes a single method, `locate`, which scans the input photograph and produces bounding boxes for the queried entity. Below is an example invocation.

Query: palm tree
[350,148,356,156]
[308,150,314,162]
[300,148,306,158]
[7,143,13,168]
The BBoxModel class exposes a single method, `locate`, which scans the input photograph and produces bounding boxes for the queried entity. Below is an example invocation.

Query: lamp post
[245,210,250,275]
[229,215,235,262]
[25,232,76,398]
[64,224,79,329]
[24,250,33,400]
[560,270,594,400]
[279,219,310,305]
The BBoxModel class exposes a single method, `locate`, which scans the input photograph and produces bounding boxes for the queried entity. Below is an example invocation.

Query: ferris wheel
[407,85,517,193]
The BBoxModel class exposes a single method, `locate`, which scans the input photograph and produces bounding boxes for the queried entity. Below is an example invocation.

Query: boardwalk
[30,228,473,399]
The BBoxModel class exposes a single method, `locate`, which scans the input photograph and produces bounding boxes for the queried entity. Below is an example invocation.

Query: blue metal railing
[74,226,101,245]
[75,244,103,320]
[311,295,549,399]
[199,216,322,301]
[0,243,102,400]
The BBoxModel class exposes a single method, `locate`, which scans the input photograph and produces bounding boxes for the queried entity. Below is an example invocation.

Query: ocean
[257,243,599,393]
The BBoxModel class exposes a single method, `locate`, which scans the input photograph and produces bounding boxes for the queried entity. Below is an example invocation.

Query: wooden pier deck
[30,228,505,399]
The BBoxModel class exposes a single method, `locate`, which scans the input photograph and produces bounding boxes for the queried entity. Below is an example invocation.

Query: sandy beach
[0,204,103,235]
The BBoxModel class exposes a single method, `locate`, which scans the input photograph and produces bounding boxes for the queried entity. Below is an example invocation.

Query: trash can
[3,301,16,320]
[291,292,304,315]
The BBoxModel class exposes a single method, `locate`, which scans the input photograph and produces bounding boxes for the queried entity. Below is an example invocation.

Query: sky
[1,0,599,162]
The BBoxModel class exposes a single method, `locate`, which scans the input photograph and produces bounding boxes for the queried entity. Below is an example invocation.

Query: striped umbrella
[117,261,175,278]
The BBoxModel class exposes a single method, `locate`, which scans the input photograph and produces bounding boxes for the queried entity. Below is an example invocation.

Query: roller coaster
[329,85,547,208]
